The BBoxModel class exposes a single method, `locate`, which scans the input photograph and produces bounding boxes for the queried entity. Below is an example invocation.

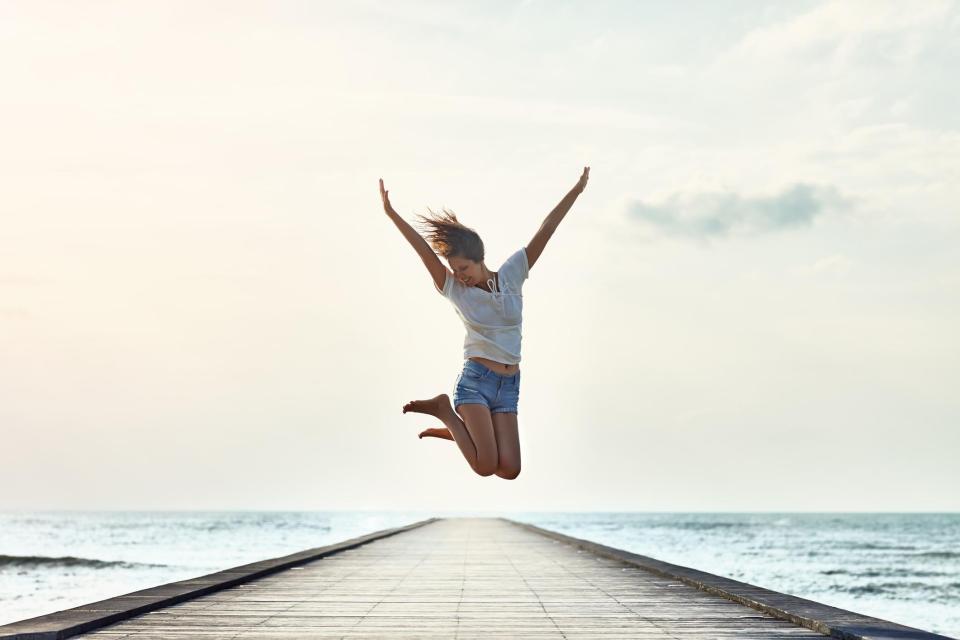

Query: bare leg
[403,394,485,472]
[418,427,454,440]
[417,413,518,479]
[492,412,521,479]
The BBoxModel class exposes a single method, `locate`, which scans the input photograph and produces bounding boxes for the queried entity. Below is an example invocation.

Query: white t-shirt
[436,247,529,365]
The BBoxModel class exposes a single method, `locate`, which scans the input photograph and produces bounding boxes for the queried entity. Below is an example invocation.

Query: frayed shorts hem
[452,359,521,415]
[453,401,518,416]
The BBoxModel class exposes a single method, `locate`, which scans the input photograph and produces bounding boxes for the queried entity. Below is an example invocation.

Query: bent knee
[475,464,497,477]
[474,457,498,477]
[496,464,521,480]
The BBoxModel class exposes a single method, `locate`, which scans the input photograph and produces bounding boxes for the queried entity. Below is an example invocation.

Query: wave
[916,551,960,560]
[829,581,960,599]
[825,542,918,551]
[0,554,166,569]
[669,522,751,531]
[821,568,948,578]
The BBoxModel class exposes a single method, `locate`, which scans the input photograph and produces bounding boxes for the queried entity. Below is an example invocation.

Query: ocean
[0,511,957,637]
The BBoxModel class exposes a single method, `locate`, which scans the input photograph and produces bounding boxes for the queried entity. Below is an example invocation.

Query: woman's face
[448,256,485,287]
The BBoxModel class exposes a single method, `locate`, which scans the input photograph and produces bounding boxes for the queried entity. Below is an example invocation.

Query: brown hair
[414,207,484,262]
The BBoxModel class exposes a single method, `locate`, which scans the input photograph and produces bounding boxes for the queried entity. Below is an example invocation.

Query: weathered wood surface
[75,518,829,639]
[2,517,949,640]
[0,519,437,640]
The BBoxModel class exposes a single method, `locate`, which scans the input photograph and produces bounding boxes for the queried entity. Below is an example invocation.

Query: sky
[1,0,958,512]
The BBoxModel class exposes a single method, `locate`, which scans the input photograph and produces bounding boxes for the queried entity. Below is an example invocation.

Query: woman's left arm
[526,166,589,271]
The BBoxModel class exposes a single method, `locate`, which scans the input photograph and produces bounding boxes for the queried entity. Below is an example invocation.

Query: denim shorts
[452,359,521,415]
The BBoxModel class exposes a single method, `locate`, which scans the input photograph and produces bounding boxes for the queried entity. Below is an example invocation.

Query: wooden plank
[0,518,438,640]
[76,519,826,639]
[2,518,949,640]
[511,519,950,640]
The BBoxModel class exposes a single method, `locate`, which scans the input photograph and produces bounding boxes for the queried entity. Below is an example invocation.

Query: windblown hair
[414,207,484,262]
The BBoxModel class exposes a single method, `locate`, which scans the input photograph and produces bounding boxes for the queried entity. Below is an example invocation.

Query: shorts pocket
[462,366,484,380]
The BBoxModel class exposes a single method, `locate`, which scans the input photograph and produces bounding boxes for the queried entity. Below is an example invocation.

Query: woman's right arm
[379,178,450,293]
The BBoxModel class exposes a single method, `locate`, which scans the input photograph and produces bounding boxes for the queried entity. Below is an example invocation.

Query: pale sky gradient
[2,0,958,511]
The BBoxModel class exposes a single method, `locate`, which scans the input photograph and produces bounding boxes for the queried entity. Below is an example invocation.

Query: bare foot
[402,394,452,419]
[419,427,454,441]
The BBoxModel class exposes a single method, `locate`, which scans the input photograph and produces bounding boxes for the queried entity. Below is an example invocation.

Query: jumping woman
[378,166,590,479]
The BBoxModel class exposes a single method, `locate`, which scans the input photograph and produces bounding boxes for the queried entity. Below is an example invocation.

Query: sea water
[0,511,957,637]
[518,512,960,638]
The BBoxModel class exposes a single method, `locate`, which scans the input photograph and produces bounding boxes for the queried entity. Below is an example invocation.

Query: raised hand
[575,166,590,194]
[379,178,398,216]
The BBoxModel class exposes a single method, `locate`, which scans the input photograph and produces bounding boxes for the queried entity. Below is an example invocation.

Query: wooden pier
[0,518,950,639]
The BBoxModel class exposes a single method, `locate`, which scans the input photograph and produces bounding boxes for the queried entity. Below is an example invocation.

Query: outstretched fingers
[379,178,397,215]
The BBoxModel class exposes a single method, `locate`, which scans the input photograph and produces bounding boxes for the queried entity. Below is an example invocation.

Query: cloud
[722,0,953,66]
[626,182,851,239]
